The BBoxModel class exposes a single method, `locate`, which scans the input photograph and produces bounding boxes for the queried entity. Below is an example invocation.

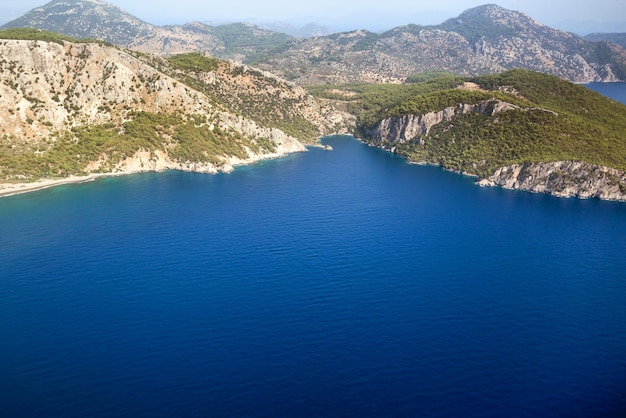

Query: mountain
[309,69,626,200]
[4,2,624,84]
[0,29,350,193]
[0,0,293,59]
[251,4,626,84]
[0,0,216,55]
[584,33,626,49]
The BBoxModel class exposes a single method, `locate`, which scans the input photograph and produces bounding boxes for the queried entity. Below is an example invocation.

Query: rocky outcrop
[92,139,307,176]
[364,99,519,143]
[479,161,626,201]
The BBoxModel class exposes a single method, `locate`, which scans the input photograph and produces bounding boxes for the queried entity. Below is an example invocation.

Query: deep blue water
[1,86,626,417]
[584,81,626,103]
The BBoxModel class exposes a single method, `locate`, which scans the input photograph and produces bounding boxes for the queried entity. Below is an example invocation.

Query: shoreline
[0,145,309,199]
[0,172,137,198]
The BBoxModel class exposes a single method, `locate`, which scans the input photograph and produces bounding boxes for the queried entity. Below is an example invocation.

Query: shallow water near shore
[2,131,625,417]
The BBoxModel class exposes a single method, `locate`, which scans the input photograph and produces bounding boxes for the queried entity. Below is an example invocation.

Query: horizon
[1,0,625,36]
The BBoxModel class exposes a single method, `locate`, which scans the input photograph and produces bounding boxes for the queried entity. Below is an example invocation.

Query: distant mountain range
[255,22,333,38]
[250,5,626,85]
[584,33,626,49]
[2,0,626,85]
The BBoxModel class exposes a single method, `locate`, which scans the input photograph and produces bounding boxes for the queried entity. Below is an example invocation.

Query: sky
[1,0,625,34]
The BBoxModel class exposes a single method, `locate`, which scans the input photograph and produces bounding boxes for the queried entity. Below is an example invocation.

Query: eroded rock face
[479,161,626,201]
[364,99,519,143]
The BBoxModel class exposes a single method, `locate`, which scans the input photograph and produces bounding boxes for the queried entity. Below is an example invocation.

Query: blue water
[584,81,626,103]
[1,83,626,417]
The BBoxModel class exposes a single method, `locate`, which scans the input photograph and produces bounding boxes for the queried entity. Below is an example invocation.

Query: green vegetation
[0,28,111,46]
[320,69,626,178]
[212,23,293,56]
[166,52,220,73]
[405,71,457,83]
[384,89,530,119]
[161,54,319,143]
[0,112,274,180]
[308,75,465,126]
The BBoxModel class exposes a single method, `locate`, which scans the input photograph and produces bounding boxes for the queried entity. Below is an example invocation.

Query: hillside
[0,29,350,194]
[310,70,626,200]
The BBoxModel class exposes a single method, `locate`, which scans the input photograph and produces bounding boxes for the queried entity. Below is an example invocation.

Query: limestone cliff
[364,99,520,143]
[363,100,626,201]
[479,162,626,202]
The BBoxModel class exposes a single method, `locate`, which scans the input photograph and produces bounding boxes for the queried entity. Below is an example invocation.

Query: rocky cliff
[364,99,520,143]
[479,161,626,201]
[366,100,626,201]
[363,98,626,201]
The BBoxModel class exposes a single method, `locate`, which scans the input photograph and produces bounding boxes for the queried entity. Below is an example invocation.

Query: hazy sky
[2,0,625,34]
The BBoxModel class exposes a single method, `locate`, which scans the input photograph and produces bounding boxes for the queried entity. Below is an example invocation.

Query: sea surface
[584,81,626,103]
[1,85,626,418]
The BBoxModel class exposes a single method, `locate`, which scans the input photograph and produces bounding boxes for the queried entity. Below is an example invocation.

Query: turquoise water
[1,85,626,417]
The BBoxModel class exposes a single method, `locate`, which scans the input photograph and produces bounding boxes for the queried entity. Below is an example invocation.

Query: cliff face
[479,161,626,201]
[364,99,519,143]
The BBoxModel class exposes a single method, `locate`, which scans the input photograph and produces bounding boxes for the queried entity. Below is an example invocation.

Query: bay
[1,85,626,417]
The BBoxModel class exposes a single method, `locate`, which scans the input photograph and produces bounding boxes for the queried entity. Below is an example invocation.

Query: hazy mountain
[584,33,626,49]
[3,1,625,84]
[258,22,333,38]
[251,4,626,84]
[0,0,293,59]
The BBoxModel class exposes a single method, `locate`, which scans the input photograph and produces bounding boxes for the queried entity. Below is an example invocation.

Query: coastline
[0,172,134,198]
[0,142,309,199]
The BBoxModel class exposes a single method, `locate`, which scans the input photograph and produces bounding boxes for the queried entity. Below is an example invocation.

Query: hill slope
[0,29,350,195]
[310,70,626,200]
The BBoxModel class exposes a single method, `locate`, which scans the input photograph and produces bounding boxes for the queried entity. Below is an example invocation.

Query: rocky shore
[478,161,626,201]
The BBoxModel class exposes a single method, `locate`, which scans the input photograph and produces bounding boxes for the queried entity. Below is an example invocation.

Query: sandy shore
[0,172,131,198]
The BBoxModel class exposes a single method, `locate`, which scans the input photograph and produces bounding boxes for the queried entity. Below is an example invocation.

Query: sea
[1,84,625,417]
